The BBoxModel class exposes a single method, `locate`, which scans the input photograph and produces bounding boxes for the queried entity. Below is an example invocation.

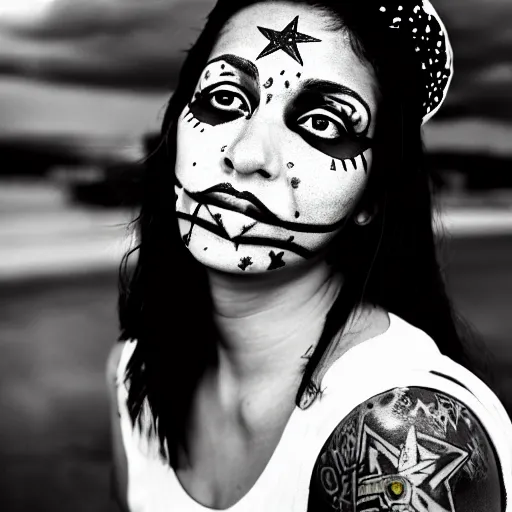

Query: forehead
[209,2,378,102]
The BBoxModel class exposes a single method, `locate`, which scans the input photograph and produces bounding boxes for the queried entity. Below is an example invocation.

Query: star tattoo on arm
[256,15,321,66]
[307,387,505,511]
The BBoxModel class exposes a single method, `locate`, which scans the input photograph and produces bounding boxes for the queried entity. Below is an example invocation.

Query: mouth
[181,182,346,234]
[186,183,280,225]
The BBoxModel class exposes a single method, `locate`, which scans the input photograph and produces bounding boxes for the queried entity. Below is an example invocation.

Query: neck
[207,258,343,388]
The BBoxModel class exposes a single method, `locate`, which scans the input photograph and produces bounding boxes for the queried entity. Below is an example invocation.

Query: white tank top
[116,313,512,511]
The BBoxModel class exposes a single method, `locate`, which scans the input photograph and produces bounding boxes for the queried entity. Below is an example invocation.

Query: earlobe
[354,200,379,226]
[354,210,373,226]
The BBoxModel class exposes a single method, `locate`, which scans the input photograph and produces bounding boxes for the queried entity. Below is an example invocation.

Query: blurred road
[0,180,511,512]
[0,181,133,282]
[0,272,119,512]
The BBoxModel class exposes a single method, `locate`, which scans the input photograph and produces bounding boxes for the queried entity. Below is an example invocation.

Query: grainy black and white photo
[0,1,511,511]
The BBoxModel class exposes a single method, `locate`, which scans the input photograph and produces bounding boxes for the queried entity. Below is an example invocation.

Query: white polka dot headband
[378,0,454,124]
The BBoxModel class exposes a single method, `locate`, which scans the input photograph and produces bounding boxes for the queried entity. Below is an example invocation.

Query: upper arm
[106,342,130,512]
[308,387,506,511]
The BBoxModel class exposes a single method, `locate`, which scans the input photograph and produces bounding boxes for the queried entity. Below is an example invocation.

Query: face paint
[174,2,378,274]
[185,183,346,232]
[286,81,373,160]
[267,250,286,270]
[189,83,253,126]
[291,177,300,188]
[263,77,273,88]
[301,344,314,360]
[257,16,322,66]
[188,54,260,127]
[361,153,368,173]
[238,256,253,271]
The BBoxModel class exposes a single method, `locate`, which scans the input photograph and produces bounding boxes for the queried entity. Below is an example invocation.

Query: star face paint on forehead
[257,15,322,66]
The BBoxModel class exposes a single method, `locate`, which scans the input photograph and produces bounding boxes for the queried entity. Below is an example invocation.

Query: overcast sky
[0,0,214,141]
[0,0,511,144]
[0,0,214,89]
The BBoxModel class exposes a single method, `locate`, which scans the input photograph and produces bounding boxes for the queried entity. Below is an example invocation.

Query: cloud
[0,0,215,90]
[433,0,512,121]
[0,0,511,120]
[0,76,168,144]
[1,0,208,37]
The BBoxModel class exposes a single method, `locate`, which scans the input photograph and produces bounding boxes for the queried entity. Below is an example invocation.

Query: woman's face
[175,1,379,274]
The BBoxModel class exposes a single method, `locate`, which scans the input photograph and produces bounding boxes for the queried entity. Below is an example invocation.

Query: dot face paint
[174,2,378,274]
[238,256,253,271]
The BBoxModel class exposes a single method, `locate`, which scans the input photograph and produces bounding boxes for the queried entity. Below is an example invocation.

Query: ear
[353,203,378,226]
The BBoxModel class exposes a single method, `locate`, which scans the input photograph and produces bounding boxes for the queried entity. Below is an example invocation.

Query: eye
[296,109,347,140]
[208,85,251,114]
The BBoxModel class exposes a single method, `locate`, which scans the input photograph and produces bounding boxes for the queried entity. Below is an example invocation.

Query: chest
[176,397,296,509]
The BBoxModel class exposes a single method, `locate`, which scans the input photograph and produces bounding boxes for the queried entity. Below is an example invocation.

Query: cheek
[290,148,372,224]
[175,107,240,185]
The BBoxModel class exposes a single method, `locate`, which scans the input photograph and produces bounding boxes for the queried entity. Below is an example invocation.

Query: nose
[222,115,283,180]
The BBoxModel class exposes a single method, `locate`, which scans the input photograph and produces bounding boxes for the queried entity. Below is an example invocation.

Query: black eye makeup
[188,54,261,126]
[296,108,348,140]
[186,56,373,160]
[189,81,257,126]
[286,91,373,160]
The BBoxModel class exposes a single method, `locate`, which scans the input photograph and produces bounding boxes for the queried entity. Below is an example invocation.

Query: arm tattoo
[308,387,505,511]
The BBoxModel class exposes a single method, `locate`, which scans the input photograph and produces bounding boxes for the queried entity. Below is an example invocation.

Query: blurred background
[0,0,511,510]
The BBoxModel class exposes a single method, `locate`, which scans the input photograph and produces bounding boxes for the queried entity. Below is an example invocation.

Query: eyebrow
[300,78,370,111]
[299,78,372,129]
[206,54,259,81]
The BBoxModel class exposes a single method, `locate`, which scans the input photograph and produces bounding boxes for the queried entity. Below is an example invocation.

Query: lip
[182,182,346,233]
[186,183,280,225]
[204,192,263,217]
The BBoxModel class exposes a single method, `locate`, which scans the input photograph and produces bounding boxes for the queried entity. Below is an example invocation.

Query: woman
[108,0,512,510]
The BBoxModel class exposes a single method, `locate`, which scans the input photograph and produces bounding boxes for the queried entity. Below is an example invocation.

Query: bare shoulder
[106,341,127,388]
[106,341,130,512]
[308,387,506,511]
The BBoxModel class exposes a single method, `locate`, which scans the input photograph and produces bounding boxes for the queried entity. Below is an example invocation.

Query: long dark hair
[118,0,497,467]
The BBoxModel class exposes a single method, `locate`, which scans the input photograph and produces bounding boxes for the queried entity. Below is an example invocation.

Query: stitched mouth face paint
[174,2,378,274]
